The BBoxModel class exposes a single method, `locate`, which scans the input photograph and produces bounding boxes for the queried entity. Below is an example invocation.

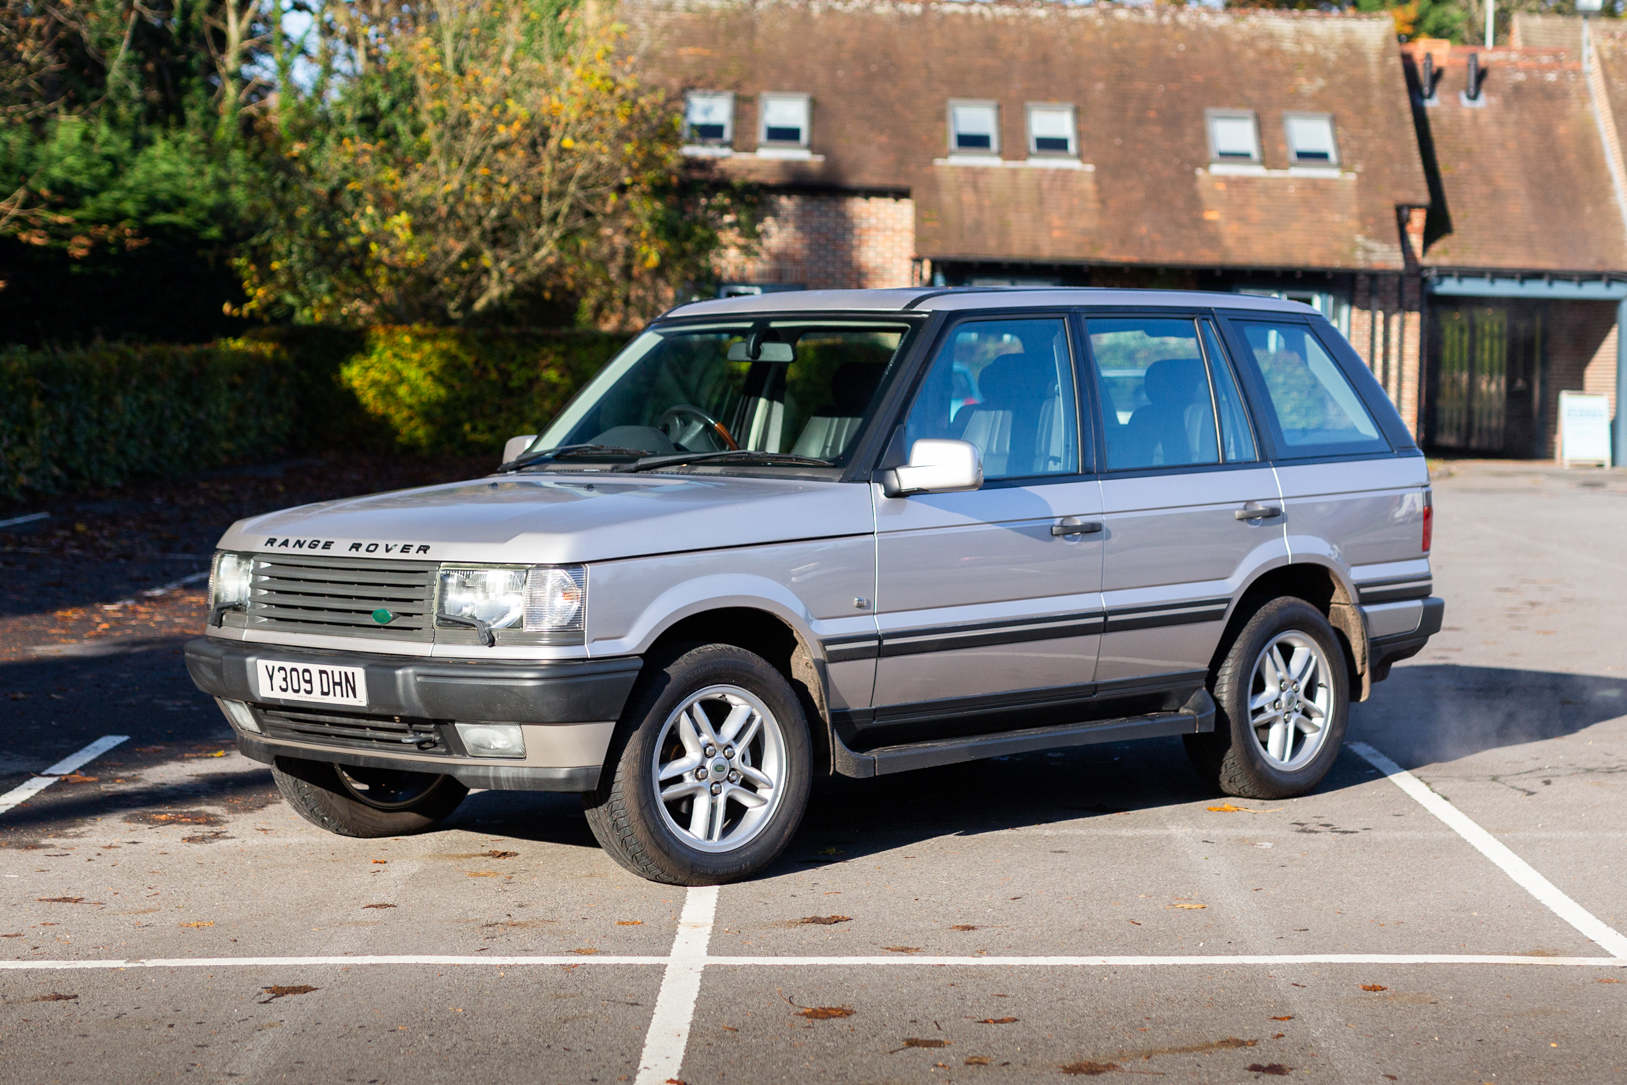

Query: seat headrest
[1142,358,1207,408]
[828,363,885,414]
[976,353,1055,406]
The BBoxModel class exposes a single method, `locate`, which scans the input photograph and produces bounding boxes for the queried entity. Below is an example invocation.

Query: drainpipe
[1486,0,1495,48]
[1618,297,1627,466]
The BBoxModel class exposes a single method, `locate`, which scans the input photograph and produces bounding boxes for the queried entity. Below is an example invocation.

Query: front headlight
[210,552,253,611]
[436,564,586,642]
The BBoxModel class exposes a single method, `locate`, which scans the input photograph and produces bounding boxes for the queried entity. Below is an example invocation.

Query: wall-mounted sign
[1558,390,1612,468]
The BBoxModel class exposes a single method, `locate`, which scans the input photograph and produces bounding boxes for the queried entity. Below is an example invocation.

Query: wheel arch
[1214,561,1370,701]
[642,606,834,776]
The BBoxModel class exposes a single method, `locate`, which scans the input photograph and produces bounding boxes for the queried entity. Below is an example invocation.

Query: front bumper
[184,637,643,792]
[1368,596,1445,683]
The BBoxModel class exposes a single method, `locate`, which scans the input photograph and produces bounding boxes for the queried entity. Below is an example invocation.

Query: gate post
[1617,297,1627,467]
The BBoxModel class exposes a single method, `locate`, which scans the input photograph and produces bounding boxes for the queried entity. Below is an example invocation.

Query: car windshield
[521,318,917,470]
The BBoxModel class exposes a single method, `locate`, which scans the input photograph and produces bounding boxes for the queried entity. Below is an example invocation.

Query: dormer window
[685,91,734,145]
[948,100,1000,154]
[1284,113,1339,166]
[759,93,810,147]
[1205,109,1260,163]
[1026,103,1076,157]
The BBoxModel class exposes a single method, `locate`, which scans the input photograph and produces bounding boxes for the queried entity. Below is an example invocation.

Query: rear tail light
[1421,492,1434,553]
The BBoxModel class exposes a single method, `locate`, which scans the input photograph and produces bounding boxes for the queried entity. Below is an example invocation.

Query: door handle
[1235,503,1282,521]
[1052,520,1104,536]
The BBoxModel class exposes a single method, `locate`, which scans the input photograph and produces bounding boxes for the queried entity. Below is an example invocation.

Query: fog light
[456,723,526,758]
[216,698,260,734]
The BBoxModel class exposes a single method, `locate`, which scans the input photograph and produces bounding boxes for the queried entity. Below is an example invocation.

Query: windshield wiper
[615,450,835,473]
[498,444,652,472]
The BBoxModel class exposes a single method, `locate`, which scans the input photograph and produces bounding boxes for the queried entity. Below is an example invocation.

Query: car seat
[791,363,886,460]
[1122,357,1217,467]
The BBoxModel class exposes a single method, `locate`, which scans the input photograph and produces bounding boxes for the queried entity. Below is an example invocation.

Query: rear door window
[1229,320,1388,459]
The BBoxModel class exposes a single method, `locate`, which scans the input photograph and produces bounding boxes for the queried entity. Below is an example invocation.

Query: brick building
[631,0,1627,456]
[1403,17,1627,457]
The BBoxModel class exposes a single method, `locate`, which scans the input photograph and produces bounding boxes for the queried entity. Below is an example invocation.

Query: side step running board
[831,689,1215,779]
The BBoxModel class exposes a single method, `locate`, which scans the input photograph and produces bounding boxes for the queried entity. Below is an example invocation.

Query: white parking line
[634,885,718,1085]
[3,953,1625,971]
[1350,741,1627,959]
[0,735,130,816]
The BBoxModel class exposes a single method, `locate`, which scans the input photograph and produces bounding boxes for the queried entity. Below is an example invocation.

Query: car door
[1218,314,1430,624]
[867,314,1104,740]
[1085,312,1288,690]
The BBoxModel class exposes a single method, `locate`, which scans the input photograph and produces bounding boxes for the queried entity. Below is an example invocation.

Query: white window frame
[948,99,1000,156]
[757,92,811,149]
[1283,112,1339,167]
[1025,102,1077,158]
[1205,109,1261,164]
[684,90,735,147]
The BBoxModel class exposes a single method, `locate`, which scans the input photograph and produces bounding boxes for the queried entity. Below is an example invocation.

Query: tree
[237,0,757,328]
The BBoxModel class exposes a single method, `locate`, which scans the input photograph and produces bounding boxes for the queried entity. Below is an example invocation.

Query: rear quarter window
[1229,319,1390,459]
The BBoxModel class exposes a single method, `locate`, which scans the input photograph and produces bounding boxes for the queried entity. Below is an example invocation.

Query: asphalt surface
[2,458,1625,1084]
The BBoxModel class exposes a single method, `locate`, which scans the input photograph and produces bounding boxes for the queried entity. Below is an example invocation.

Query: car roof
[664,286,1321,319]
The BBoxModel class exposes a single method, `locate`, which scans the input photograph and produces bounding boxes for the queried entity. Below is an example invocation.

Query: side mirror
[502,434,537,466]
[879,439,983,498]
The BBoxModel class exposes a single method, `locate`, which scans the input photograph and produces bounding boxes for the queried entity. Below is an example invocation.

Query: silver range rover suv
[186,288,1443,884]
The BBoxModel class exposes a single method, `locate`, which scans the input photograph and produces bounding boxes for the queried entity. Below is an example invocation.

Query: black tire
[1183,597,1349,800]
[583,643,812,885]
[270,756,469,837]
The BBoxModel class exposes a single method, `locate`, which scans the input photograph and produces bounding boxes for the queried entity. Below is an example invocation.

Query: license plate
[255,659,368,707]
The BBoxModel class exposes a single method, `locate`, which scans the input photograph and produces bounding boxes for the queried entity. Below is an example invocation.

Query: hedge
[0,326,629,503]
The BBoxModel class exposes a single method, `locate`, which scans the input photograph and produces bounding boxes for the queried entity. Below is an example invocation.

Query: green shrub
[0,326,629,502]
[338,326,628,454]
[0,340,295,501]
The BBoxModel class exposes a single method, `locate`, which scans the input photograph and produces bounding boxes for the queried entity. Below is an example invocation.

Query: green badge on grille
[372,609,395,625]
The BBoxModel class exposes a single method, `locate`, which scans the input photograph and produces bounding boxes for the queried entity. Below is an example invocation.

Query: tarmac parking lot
[2,458,1625,1084]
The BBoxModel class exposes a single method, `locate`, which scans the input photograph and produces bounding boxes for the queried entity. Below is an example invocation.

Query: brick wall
[718,193,916,290]
[1546,299,1619,458]
[1351,271,1425,436]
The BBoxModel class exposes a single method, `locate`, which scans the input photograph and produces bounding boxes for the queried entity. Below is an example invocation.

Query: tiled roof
[1411,37,1627,273]
[629,0,1430,271]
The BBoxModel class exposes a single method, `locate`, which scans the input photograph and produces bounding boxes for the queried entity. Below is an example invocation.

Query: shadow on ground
[1351,664,1627,768]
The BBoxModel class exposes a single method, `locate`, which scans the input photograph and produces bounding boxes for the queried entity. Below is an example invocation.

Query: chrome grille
[245,555,436,640]
[255,705,448,755]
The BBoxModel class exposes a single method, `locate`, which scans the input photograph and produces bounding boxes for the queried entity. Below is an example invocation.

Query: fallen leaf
[1060,1062,1122,1076]
[59,774,98,784]
[372,860,388,864]
[720,1025,738,1031]
[37,897,84,904]
[896,1038,951,1051]
[32,992,78,1002]
[573,947,599,955]
[965,1056,992,1066]
[1597,978,1622,984]
[481,850,518,859]
[818,847,845,855]
[980,1016,1018,1024]
[259,985,318,1003]
[1270,1015,1293,1021]
[465,871,503,878]
[799,915,851,925]
[1246,1065,1292,1076]
[1360,984,1388,992]
[1,933,21,938]
[1169,903,1207,910]
[1206,804,1281,813]
[616,920,643,926]
[665,1079,686,1085]
[795,1006,854,1020]
[950,924,979,931]
[182,750,226,758]
[883,945,921,953]
[363,903,397,909]
[179,921,214,928]
[1383,1076,1398,1081]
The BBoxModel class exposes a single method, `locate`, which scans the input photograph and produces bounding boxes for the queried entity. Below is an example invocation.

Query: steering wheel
[657,404,739,452]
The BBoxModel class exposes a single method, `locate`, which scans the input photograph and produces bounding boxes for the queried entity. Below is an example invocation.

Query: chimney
[1466,51,1484,101]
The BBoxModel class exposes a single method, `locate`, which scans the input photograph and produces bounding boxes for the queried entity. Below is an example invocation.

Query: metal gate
[1430,303,1544,456]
